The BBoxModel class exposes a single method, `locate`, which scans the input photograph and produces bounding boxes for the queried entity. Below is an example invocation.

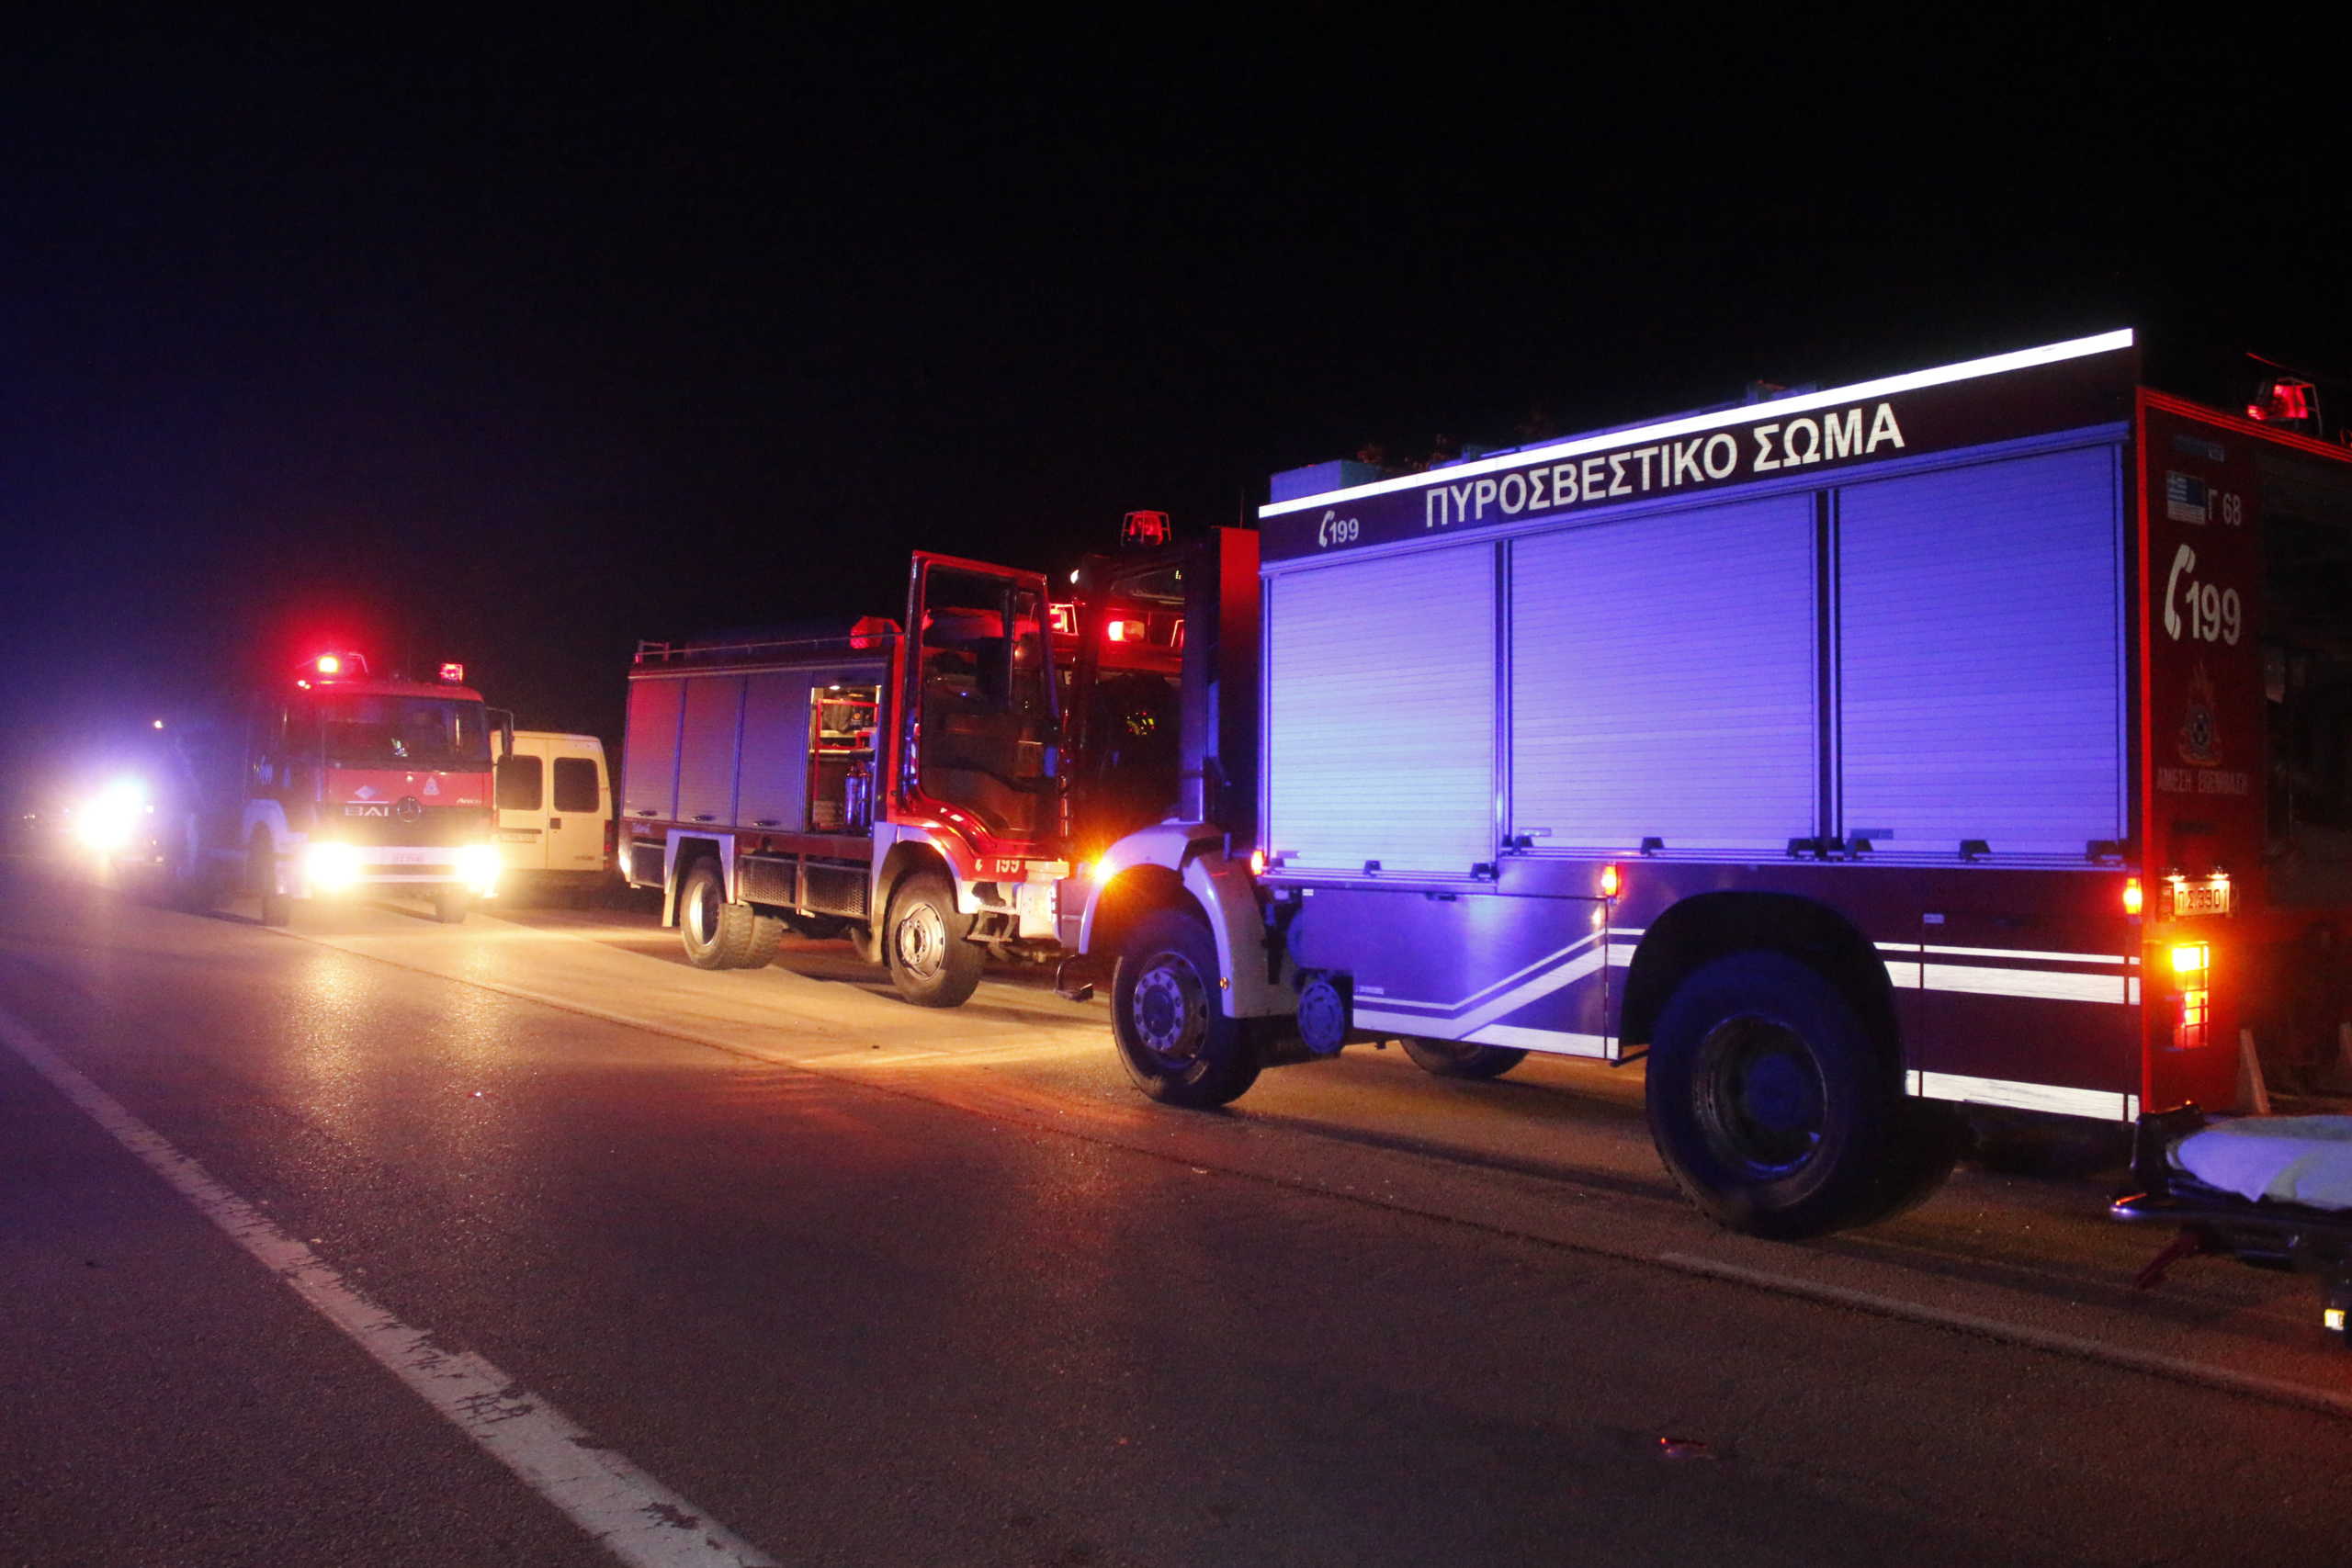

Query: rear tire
[882,869,981,1007]
[1111,910,1260,1108]
[1645,950,1917,1239]
[678,859,777,969]
[1400,1036,1528,1080]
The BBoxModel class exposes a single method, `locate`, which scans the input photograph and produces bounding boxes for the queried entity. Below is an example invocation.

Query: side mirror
[488,707,516,763]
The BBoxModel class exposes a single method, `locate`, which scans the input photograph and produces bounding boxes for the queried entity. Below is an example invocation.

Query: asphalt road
[5,858,2348,1567]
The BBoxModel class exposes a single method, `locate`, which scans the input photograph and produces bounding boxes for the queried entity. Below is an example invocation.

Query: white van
[494,731,615,901]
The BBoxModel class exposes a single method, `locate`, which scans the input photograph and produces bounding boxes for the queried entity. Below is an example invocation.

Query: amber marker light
[2122,877,2143,917]
[1249,849,1266,876]
[1599,863,1622,899]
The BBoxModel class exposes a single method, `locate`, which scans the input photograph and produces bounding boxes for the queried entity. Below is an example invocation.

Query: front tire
[1111,910,1260,1108]
[432,891,471,925]
[678,859,781,970]
[882,869,981,1007]
[1400,1036,1528,1080]
[1645,950,1916,1239]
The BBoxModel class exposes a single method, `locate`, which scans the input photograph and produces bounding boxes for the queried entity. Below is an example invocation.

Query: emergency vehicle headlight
[458,842,501,896]
[77,779,147,852]
[306,840,363,892]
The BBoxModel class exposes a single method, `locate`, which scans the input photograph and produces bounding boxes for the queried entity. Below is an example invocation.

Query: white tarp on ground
[2172,1115,2352,1210]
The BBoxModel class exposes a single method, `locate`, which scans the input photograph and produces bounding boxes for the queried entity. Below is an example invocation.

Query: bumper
[301,840,501,899]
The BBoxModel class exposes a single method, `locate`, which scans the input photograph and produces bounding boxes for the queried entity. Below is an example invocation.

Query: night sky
[6,15,2346,795]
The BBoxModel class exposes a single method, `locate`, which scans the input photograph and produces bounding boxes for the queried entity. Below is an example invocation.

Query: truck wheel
[882,870,981,1007]
[1112,910,1260,1108]
[432,891,471,925]
[1645,951,1910,1239]
[1400,1036,1528,1080]
[250,831,291,927]
[678,859,772,970]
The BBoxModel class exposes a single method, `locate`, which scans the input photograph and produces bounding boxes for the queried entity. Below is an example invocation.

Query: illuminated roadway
[3,855,2346,1567]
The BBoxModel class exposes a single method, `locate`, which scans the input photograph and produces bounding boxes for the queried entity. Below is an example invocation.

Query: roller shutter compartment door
[1265,541,1496,875]
[735,672,812,831]
[1510,494,1817,853]
[620,677,684,821]
[1838,445,2123,858]
[675,674,747,824]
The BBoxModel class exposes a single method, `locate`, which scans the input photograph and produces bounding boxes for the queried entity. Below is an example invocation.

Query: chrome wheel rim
[686,881,719,947]
[894,901,946,977]
[1130,950,1207,1066]
[1694,1016,1826,1178]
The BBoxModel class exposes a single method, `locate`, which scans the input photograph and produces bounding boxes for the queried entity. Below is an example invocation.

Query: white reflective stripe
[1919,963,2132,1003]
[1874,941,2131,965]
[1926,943,2131,964]
[1355,944,1606,1038]
[1261,330,2135,517]
[1368,932,1600,1017]
[1461,1023,1611,1057]
[1917,1071,2135,1121]
[1430,947,1609,1033]
[1354,1008,1445,1034]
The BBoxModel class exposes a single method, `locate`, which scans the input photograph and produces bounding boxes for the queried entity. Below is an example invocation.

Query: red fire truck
[141,652,505,925]
[1064,329,2352,1238]
[621,554,1066,1005]
[620,527,1204,1006]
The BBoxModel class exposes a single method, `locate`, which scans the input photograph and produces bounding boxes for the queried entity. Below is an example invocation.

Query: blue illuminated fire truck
[1063,330,2352,1241]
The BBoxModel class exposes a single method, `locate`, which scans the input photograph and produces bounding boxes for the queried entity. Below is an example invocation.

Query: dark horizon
[8,16,2347,792]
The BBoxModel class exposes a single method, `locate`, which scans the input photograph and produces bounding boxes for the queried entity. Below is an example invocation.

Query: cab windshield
[318,694,493,770]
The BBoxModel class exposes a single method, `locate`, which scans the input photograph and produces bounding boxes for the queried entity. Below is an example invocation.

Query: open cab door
[900,553,1064,861]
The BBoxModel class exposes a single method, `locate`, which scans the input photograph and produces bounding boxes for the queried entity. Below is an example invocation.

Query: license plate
[497,829,540,842]
[2163,878,2233,918]
[379,847,436,864]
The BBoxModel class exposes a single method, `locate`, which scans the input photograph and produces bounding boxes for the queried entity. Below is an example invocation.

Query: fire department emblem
[2177,664,2221,767]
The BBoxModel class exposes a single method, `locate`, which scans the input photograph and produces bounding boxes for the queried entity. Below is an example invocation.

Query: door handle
[548,818,561,829]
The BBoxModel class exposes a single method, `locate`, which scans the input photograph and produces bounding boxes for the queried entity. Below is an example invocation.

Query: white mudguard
[1079,823,1290,1018]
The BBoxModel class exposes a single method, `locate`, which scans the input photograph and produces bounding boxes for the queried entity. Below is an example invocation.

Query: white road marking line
[0,1005,776,1568]
[1656,1251,2352,1422]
